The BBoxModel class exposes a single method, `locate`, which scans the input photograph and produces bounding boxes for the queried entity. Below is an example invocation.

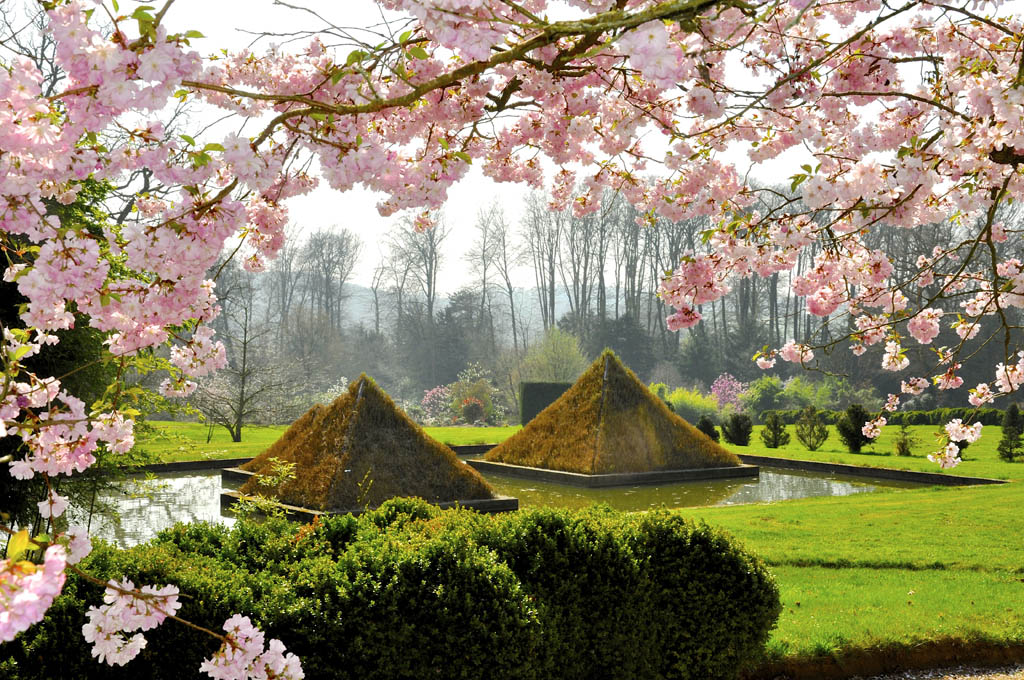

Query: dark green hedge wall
[519,382,573,424]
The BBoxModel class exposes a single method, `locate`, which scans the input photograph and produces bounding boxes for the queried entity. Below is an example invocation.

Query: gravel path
[861,665,1024,680]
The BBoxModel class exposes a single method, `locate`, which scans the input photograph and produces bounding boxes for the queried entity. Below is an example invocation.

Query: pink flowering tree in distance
[2,0,1023,673]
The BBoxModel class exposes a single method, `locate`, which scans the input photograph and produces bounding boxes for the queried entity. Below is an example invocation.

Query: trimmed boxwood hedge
[5,499,780,680]
[759,406,1012,427]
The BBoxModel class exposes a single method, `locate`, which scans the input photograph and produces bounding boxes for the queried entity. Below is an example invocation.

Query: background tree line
[175,188,1024,438]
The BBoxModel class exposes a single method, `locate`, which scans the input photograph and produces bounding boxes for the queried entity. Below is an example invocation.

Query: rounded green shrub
[9,499,780,680]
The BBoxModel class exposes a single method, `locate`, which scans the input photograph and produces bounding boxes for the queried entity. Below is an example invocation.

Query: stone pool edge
[735,454,1007,486]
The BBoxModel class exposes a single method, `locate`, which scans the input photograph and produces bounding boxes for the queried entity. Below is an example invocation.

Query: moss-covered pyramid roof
[240,375,495,511]
[485,351,741,474]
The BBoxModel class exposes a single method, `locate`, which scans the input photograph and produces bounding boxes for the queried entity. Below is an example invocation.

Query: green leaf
[439,138,449,150]
[453,151,471,164]
[12,345,31,361]
[184,30,204,39]
[203,142,225,152]
[180,134,196,146]
[408,46,429,60]
[310,112,327,122]
[346,50,367,66]
[331,68,345,85]
[6,529,31,561]
[790,173,807,192]
[399,30,412,44]
[112,0,119,11]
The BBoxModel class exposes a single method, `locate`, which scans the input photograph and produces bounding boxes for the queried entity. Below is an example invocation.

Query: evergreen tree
[721,413,753,446]
[695,414,720,442]
[760,413,790,449]
[795,406,829,451]
[998,403,1023,462]
[894,422,917,457]
[836,403,875,454]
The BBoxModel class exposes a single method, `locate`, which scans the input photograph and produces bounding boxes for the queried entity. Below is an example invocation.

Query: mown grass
[133,419,1024,666]
[764,565,1024,659]
[422,425,522,446]
[134,420,521,462]
[681,422,1024,664]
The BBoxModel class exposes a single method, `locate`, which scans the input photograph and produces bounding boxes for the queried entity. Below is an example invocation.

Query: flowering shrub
[710,374,747,411]
[420,385,452,425]
[461,397,485,424]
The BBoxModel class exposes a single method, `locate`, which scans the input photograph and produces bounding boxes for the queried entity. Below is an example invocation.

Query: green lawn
[684,423,1024,664]
[134,420,521,462]
[133,419,1024,666]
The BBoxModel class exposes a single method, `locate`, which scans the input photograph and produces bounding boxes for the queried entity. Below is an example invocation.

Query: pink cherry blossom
[0,546,67,643]
[928,442,962,469]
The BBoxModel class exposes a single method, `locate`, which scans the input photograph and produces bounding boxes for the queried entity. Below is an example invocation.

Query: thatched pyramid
[240,375,495,511]
[485,351,741,474]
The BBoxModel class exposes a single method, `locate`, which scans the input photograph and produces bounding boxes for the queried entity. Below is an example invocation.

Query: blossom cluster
[83,581,182,666]
[710,373,746,410]
[200,615,304,680]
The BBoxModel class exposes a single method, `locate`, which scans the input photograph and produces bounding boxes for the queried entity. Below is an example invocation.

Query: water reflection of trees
[484,469,878,512]
[720,471,871,506]
[73,472,235,548]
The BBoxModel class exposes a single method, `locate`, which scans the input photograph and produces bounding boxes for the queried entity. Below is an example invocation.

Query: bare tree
[523,192,562,331]
[300,228,362,332]
[466,206,501,355]
[490,207,525,355]
[193,262,298,441]
[265,226,305,351]
[387,215,451,384]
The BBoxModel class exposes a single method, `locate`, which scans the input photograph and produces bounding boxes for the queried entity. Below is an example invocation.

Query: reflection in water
[482,468,917,512]
[69,472,238,548]
[80,467,918,547]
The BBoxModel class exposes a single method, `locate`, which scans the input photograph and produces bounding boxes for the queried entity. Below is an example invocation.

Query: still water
[77,467,919,548]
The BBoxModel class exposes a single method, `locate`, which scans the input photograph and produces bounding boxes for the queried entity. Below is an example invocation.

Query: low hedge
[6,499,781,680]
[759,407,1011,427]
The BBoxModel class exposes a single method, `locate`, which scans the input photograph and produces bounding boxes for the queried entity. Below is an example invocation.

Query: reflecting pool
[76,466,921,548]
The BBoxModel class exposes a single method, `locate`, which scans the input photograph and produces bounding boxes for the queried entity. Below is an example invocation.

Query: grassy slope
[134,420,1024,663]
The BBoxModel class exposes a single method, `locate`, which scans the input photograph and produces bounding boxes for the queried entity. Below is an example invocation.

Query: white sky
[166,0,533,292]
